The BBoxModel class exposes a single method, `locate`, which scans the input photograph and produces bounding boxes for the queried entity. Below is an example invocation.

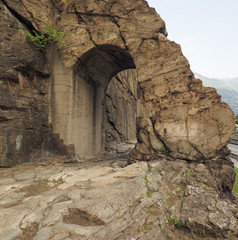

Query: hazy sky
[146,0,238,78]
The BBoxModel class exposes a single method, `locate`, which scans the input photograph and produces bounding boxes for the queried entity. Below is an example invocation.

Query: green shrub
[25,25,66,49]
[167,217,175,224]
[168,217,184,228]
[175,220,183,228]
[233,167,238,194]
[163,147,170,156]
[235,114,238,124]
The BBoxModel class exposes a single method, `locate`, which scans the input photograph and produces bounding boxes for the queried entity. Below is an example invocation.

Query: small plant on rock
[167,217,175,224]
[147,209,154,215]
[146,187,153,197]
[19,179,50,197]
[233,167,238,194]
[199,231,204,237]
[163,147,170,156]
[167,217,184,228]
[175,220,183,228]
[25,25,66,49]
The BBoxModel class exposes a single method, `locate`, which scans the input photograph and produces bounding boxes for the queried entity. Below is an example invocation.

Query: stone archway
[105,69,137,149]
[1,0,233,164]
[49,45,136,158]
[48,0,235,161]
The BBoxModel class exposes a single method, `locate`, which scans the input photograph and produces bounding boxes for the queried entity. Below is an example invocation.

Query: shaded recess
[50,44,136,158]
[64,208,105,226]
[105,69,137,148]
[73,45,136,87]
[74,45,136,155]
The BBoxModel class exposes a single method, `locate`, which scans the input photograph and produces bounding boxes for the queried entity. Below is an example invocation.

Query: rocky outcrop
[0,0,48,81]
[0,156,237,240]
[0,0,237,238]
[53,0,234,161]
[0,0,66,166]
[0,0,235,164]
[0,81,62,167]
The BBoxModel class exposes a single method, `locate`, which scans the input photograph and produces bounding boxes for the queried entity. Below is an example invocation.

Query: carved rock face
[105,70,137,146]
[0,0,235,165]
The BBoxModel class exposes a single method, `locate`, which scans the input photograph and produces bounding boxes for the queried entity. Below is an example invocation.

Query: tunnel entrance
[105,69,137,152]
[50,45,137,158]
[72,45,137,157]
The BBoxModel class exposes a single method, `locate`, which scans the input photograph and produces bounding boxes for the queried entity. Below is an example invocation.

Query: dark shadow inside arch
[74,44,136,87]
[72,44,137,157]
[105,69,138,152]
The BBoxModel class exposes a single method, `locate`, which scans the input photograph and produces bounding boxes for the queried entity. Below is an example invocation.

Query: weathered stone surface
[105,69,137,146]
[1,1,237,239]
[0,0,235,165]
[0,0,68,166]
[0,77,66,166]
[52,0,233,160]
[0,0,49,81]
[0,156,237,240]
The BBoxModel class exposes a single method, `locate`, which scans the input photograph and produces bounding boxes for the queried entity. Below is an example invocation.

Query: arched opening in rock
[71,45,137,157]
[105,69,137,152]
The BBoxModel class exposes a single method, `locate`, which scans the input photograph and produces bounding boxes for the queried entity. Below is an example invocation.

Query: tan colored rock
[0,0,235,165]
[52,0,235,161]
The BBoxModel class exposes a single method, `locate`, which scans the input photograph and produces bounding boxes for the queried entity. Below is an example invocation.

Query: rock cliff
[0,0,235,165]
[0,0,237,239]
[0,0,236,190]
[0,0,68,166]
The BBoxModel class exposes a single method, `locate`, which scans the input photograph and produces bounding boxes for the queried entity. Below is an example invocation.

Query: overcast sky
[146,0,238,78]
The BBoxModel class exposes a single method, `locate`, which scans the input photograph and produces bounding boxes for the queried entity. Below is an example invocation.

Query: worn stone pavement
[0,151,238,240]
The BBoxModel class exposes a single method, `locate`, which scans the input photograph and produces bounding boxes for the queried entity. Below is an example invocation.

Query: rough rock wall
[0,0,66,166]
[105,69,137,145]
[0,0,235,166]
[52,0,234,161]
[0,2,237,238]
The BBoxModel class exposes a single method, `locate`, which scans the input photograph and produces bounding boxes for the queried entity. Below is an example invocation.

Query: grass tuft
[19,179,50,197]
[233,167,238,194]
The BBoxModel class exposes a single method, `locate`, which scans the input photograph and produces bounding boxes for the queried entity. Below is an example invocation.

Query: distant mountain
[216,88,238,115]
[194,73,238,115]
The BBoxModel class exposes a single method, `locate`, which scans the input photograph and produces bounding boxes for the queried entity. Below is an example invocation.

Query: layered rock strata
[0,0,67,166]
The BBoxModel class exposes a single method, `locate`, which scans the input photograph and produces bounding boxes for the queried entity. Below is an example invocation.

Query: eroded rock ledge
[0,156,237,240]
